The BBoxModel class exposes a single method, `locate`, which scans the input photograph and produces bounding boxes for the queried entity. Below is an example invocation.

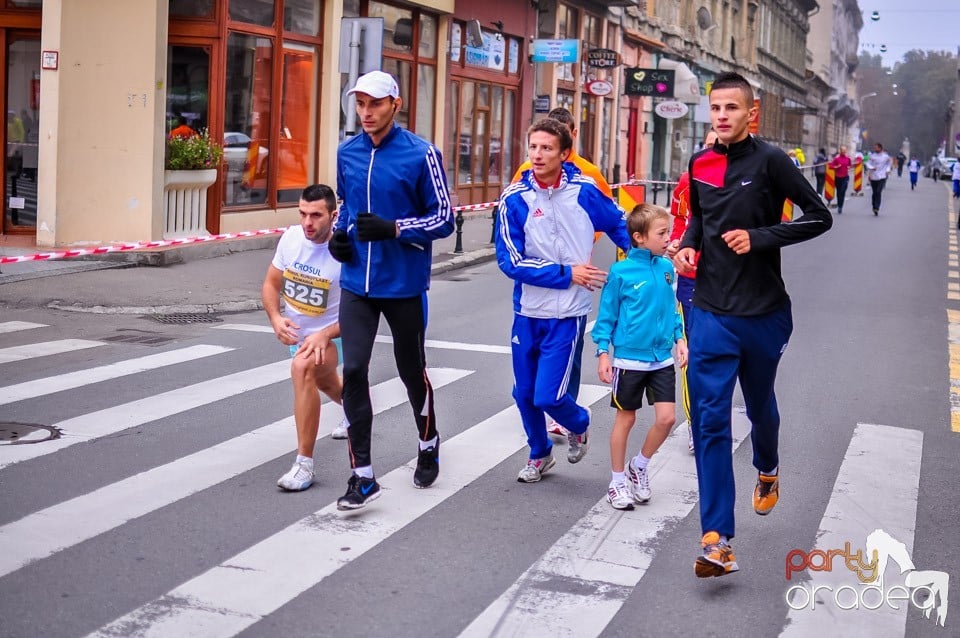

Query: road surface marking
[0,339,103,363]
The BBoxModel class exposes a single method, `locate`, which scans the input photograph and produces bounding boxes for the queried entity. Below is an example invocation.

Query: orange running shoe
[695,531,739,578]
[753,473,779,515]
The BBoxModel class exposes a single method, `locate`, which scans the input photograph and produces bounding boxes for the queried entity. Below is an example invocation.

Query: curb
[38,246,498,315]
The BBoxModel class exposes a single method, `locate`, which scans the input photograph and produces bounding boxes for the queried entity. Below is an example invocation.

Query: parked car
[929,156,957,181]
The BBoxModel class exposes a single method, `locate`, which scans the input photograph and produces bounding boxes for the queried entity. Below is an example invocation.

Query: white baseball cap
[347,71,400,99]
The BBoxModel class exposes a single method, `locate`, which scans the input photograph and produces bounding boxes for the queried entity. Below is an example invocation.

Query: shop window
[283,0,319,35]
[166,45,211,135]
[419,13,437,58]
[169,0,212,17]
[381,58,411,132]
[502,90,515,184]
[416,63,435,141]
[277,43,318,203]
[445,80,459,186]
[370,2,414,54]
[457,83,474,186]
[229,0,274,27]
[224,33,273,206]
[451,80,516,204]
[8,0,41,6]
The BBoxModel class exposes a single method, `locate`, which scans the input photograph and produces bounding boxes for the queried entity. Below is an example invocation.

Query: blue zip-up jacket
[495,163,631,318]
[335,123,454,298]
[592,247,684,362]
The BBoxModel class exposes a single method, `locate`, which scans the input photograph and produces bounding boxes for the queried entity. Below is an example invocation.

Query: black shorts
[610,365,676,410]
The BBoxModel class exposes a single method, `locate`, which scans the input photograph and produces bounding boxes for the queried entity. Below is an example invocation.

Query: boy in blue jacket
[592,204,687,510]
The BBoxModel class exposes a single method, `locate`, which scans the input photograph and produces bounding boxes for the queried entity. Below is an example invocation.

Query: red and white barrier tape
[1,178,684,266]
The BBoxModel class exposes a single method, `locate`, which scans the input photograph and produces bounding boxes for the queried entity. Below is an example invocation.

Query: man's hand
[570,264,607,291]
[271,317,300,346]
[357,212,398,242]
[721,229,751,255]
[597,353,613,384]
[666,239,681,258]
[295,332,331,366]
[673,247,697,275]
[329,229,354,263]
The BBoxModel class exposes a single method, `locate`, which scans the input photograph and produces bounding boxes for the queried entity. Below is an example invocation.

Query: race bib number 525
[282,270,331,316]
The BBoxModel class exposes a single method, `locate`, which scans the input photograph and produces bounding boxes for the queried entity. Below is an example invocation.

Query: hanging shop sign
[654,100,689,119]
[624,68,674,97]
[586,48,621,68]
[585,80,614,97]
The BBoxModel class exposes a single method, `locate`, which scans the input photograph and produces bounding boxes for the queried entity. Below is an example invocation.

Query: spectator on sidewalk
[329,70,454,510]
[261,184,349,492]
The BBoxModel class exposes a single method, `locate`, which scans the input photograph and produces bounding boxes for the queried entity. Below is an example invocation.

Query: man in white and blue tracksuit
[329,71,454,510]
[496,117,631,483]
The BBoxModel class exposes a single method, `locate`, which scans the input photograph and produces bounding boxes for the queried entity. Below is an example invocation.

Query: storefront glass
[4,36,40,231]
[230,0,274,27]
[284,0,319,35]
[169,0,212,17]
[277,43,318,203]
[224,33,272,206]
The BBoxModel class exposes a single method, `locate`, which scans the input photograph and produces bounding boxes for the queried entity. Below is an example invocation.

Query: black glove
[356,212,398,242]
[328,229,354,263]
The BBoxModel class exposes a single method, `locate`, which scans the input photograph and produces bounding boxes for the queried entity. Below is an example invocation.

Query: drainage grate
[149,313,223,325]
[0,423,62,445]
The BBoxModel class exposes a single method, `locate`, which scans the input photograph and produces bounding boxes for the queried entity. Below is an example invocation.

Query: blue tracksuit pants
[688,303,793,539]
[511,314,589,459]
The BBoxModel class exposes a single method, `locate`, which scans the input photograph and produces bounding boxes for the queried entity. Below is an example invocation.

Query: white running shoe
[331,416,349,440]
[687,423,695,454]
[607,482,635,510]
[565,406,591,463]
[517,455,556,483]
[547,420,568,437]
[277,461,315,491]
[627,458,651,503]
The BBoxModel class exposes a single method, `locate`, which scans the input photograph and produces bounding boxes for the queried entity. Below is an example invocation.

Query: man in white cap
[329,70,454,510]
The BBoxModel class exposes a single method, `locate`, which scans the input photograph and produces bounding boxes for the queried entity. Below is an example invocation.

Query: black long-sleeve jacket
[680,135,832,316]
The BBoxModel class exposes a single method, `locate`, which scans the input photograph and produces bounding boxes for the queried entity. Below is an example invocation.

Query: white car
[223,132,268,176]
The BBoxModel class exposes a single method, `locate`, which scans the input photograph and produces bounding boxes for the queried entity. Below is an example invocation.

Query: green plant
[165,128,223,170]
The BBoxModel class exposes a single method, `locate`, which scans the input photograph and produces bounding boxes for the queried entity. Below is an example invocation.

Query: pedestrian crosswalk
[0,322,939,637]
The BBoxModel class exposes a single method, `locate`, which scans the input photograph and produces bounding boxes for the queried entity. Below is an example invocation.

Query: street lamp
[858,92,878,152]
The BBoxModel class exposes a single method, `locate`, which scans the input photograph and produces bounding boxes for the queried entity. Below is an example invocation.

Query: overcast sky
[857,1,958,67]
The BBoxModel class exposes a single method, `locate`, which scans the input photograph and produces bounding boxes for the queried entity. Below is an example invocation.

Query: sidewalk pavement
[0,210,498,314]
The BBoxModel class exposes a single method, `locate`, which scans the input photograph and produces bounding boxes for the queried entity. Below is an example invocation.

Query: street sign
[534,95,551,113]
[530,39,580,63]
[655,100,688,119]
[585,80,613,97]
[624,68,674,97]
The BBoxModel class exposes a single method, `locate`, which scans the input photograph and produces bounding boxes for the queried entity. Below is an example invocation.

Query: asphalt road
[0,173,957,638]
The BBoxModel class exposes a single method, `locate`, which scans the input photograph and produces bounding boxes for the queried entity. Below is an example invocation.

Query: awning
[657,59,701,104]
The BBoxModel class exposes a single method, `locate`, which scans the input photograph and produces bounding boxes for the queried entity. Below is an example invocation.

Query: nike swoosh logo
[741,180,752,186]
[361,483,375,495]
[634,282,647,289]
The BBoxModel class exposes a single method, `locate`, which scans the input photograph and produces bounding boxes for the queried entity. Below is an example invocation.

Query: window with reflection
[224,33,272,206]
[284,0,319,35]
[277,43,318,203]
[230,0,274,27]
[169,0,212,18]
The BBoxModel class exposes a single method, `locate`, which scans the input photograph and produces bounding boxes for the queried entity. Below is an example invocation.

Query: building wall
[37,0,166,246]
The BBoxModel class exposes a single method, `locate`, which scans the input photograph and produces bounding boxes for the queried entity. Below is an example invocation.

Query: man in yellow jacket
[510,106,616,438]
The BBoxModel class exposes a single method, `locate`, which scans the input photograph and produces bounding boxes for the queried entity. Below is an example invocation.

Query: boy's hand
[597,353,613,384]
[673,247,697,275]
[666,239,681,258]
[675,340,689,369]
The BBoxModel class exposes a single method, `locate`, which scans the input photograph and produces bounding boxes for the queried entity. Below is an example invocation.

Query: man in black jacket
[674,72,832,578]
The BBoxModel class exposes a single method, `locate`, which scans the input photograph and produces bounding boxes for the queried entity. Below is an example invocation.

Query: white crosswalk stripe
[0,338,104,363]
[0,359,291,470]
[214,323,513,355]
[88,385,611,638]
[0,344,232,407]
[459,410,751,638]
[0,368,473,579]
[0,321,47,334]
[779,423,928,637]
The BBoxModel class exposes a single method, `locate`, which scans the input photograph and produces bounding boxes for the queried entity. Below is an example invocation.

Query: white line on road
[458,410,751,638]
[214,323,513,355]
[0,338,104,363]
[0,344,232,407]
[88,384,611,638]
[779,423,925,638]
[0,368,473,579]
[0,359,291,471]
[0,321,47,334]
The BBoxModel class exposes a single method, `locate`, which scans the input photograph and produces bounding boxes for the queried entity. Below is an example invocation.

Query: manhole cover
[0,423,62,445]
[149,313,223,325]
